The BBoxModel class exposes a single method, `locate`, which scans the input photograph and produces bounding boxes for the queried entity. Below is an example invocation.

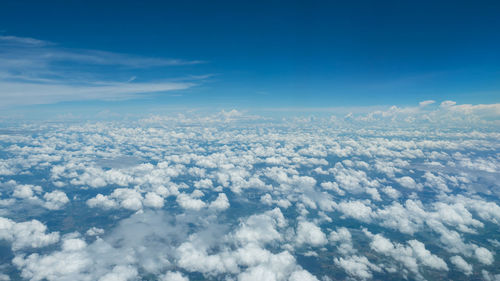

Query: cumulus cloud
[176,193,206,211]
[295,221,327,247]
[160,271,189,281]
[0,217,59,251]
[42,190,69,210]
[337,201,373,222]
[450,255,473,275]
[395,176,422,190]
[0,111,499,280]
[209,193,230,210]
[368,233,448,275]
[334,255,381,280]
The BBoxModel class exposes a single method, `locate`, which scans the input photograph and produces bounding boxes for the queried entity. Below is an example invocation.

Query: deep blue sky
[1,0,499,113]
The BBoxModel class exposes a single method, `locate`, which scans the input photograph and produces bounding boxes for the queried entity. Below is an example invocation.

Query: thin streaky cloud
[0,81,194,107]
[0,35,205,106]
[0,35,51,46]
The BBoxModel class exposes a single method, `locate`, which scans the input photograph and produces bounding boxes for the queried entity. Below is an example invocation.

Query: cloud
[0,35,49,47]
[334,255,381,280]
[395,176,422,190]
[0,80,193,107]
[475,247,494,265]
[209,193,230,210]
[42,190,69,210]
[160,271,189,281]
[337,201,373,222]
[323,100,500,126]
[450,255,473,275]
[295,221,327,247]
[0,217,60,251]
[368,233,448,276]
[440,100,457,108]
[176,193,206,211]
[0,35,204,106]
[419,100,435,107]
[0,112,499,280]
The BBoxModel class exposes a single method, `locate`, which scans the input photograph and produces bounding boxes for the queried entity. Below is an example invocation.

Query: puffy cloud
[86,227,105,237]
[42,190,69,210]
[176,193,206,211]
[320,181,345,195]
[395,176,422,190]
[369,234,448,275]
[87,194,118,209]
[236,250,304,281]
[288,270,319,281]
[295,221,327,247]
[337,201,373,222]
[87,188,143,211]
[1,109,499,280]
[474,247,494,265]
[209,193,230,210]
[450,255,473,275]
[235,208,286,245]
[334,255,381,280]
[13,240,93,280]
[0,217,59,251]
[99,265,138,281]
[329,227,354,255]
[13,184,42,200]
[143,192,164,209]
[482,270,500,281]
[160,271,189,281]
[382,186,400,199]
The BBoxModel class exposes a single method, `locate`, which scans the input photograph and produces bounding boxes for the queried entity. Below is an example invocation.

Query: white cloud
[235,208,286,245]
[475,247,494,265]
[0,81,194,107]
[0,217,59,251]
[440,100,457,108]
[42,190,69,210]
[1,110,499,280]
[334,255,381,280]
[450,255,473,275]
[419,100,435,107]
[329,227,355,255]
[176,193,206,211]
[160,271,189,281]
[369,233,448,275]
[337,201,373,222]
[288,270,319,281]
[143,192,164,209]
[86,227,105,237]
[99,265,138,281]
[295,221,327,247]
[395,176,422,190]
[13,184,42,200]
[209,193,230,210]
[87,194,118,209]
[0,35,204,107]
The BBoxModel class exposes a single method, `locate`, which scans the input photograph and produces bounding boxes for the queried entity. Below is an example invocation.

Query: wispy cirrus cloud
[0,81,194,107]
[0,35,206,107]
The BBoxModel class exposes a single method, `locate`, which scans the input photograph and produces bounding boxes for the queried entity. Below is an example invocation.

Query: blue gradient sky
[0,0,499,114]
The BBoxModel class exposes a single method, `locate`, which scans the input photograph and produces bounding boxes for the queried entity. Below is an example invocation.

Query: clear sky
[1,0,499,115]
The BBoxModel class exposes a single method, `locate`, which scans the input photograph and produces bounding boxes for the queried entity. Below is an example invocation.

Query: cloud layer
[0,109,499,280]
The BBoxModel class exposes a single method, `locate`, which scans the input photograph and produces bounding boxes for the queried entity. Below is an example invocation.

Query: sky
[0,0,500,116]
[1,2,500,280]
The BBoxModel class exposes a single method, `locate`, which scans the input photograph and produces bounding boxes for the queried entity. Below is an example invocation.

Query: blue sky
[0,0,499,115]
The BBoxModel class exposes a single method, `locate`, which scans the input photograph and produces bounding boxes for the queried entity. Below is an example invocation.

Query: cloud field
[0,108,499,281]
